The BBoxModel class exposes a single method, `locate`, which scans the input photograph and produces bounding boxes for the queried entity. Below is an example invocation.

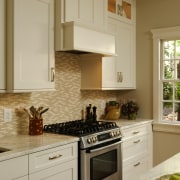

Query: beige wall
[136,0,180,165]
[136,0,180,117]
[154,131,180,165]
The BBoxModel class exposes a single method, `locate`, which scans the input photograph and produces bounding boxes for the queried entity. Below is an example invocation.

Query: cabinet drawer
[122,135,148,159]
[0,155,28,179]
[29,159,77,180]
[122,124,148,140]
[123,155,149,180]
[29,142,78,173]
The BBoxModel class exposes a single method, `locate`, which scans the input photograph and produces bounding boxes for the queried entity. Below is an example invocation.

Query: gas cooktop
[43,119,118,136]
[44,120,122,149]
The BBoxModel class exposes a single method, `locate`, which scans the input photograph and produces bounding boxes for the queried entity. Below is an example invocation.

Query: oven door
[80,140,122,180]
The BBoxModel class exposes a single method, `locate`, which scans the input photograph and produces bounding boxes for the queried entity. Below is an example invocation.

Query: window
[161,40,180,122]
[151,26,180,124]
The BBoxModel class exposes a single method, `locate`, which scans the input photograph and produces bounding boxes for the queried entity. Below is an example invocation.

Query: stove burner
[43,120,118,136]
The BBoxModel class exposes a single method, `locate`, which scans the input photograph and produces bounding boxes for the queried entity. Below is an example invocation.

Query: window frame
[151,26,180,131]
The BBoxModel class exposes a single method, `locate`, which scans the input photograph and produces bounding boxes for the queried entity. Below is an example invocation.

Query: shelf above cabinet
[108,0,136,24]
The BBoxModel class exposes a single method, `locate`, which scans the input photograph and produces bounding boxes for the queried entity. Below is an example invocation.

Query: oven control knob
[87,138,92,144]
[115,131,118,136]
[110,131,114,137]
[117,131,121,136]
[92,136,97,143]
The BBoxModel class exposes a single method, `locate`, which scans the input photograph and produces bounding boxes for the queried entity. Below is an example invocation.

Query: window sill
[153,122,180,134]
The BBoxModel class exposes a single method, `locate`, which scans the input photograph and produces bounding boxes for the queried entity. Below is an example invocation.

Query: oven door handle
[89,141,122,153]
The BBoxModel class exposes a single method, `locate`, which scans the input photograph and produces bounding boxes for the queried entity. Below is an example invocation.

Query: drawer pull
[49,154,62,160]
[51,67,55,82]
[133,139,141,144]
[133,131,140,135]
[133,162,140,167]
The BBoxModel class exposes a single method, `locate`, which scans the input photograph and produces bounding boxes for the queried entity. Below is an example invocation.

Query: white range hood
[55,21,116,56]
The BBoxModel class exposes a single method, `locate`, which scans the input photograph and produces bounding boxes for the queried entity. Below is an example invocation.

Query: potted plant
[121,101,139,120]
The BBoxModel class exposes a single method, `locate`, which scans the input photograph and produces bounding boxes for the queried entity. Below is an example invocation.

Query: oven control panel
[80,128,122,149]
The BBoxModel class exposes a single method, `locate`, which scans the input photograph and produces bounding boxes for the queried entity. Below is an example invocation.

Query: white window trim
[151,26,180,133]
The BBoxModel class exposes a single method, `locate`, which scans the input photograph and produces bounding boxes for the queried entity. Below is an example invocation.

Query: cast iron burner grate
[43,120,118,136]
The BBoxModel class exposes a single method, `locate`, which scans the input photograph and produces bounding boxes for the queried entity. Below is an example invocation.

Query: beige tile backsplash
[0,52,120,137]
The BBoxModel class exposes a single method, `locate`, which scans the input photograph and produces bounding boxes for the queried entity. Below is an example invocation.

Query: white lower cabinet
[29,142,78,180]
[29,159,77,180]
[123,154,149,180]
[0,155,28,180]
[121,122,152,180]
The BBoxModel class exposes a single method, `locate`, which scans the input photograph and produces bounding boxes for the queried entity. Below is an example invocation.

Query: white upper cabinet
[6,0,55,92]
[105,0,136,89]
[103,17,136,89]
[81,0,136,90]
[0,0,6,91]
[60,0,107,30]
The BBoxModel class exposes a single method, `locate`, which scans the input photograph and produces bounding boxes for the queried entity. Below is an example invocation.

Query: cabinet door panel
[64,0,79,22]
[0,0,5,90]
[29,142,78,173]
[0,155,28,179]
[123,155,149,180]
[62,0,107,30]
[102,19,118,89]
[102,57,117,88]
[116,22,135,88]
[29,159,77,180]
[9,0,55,90]
[79,0,93,24]
[122,135,148,159]
[94,0,107,27]
[106,17,136,89]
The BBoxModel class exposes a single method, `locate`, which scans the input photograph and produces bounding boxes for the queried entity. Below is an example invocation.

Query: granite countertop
[140,153,180,180]
[0,118,152,162]
[0,133,79,162]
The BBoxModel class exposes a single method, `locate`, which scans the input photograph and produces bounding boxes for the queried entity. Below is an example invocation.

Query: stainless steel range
[44,120,122,180]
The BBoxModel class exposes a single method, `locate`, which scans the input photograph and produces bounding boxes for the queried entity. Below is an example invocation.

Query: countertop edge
[0,134,79,162]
